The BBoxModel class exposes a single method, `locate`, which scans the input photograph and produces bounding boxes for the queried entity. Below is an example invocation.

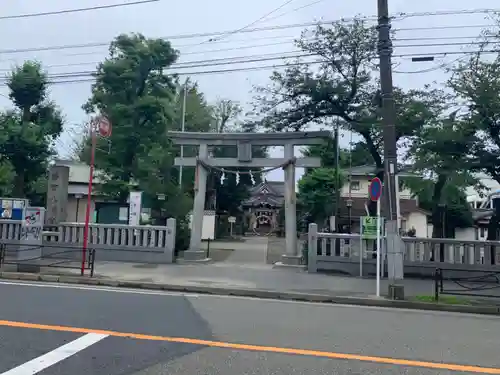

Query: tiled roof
[337,197,429,217]
[345,164,415,177]
[243,181,285,207]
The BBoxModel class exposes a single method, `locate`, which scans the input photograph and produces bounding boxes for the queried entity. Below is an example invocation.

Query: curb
[1,271,500,315]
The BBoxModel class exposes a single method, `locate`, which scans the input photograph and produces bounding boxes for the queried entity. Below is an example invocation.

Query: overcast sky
[0,0,498,183]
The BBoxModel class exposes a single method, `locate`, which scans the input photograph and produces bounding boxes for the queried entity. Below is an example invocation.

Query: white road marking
[0,280,188,297]
[0,333,108,375]
[0,280,493,319]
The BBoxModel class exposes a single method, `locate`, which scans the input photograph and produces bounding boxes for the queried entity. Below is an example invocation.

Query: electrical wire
[201,0,298,43]
[0,37,493,73]
[0,0,160,20]
[25,34,500,61]
[0,52,316,79]
[393,55,470,74]
[0,61,319,85]
[0,37,492,73]
[0,20,333,56]
[394,8,500,20]
[259,0,329,24]
[0,13,495,57]
[0,48,495,86]
[0,47,496,80]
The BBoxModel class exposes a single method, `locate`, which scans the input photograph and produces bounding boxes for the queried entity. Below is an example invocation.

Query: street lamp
[346,198,353,234]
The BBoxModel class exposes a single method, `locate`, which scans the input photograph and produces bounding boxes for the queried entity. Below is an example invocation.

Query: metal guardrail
[434,267,500,301]
[0,243,96,277]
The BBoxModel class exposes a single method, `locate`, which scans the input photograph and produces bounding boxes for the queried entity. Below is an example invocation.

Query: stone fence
[307,223,500,278]
[0,219,176,264]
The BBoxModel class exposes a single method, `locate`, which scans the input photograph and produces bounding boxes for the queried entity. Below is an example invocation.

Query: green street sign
[361,216,383,239]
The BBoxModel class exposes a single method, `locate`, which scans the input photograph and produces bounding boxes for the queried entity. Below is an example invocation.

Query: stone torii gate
[169,131,329,264]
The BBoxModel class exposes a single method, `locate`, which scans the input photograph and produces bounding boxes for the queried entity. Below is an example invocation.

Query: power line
[259,0,329,24]
[394,8,500,20]
[0,48,307,72]
[0,37,491,72]
[0,20,333,56]
[0,61,321,85]
[0,0,160,20]
[0,13,495,57]
[0,32,492,66]
[0,48,494,87]
[0,48,495,84]
[393,48,499,58]
[394,23,494,32]
[393,55,470,74]
[0,52,315,79]
[202,0,298,43]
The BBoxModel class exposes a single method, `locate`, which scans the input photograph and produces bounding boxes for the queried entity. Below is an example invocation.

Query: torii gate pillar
[169,131,328,263]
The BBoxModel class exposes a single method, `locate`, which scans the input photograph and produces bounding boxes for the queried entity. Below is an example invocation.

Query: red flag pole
[81,121,97,276]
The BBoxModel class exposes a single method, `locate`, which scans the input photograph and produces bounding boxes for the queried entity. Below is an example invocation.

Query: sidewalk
[62,260,439,298]
[2,260,500,314]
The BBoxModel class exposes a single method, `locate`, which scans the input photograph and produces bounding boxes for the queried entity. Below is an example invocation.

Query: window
[398,179,405,192]
[350,181,360,191]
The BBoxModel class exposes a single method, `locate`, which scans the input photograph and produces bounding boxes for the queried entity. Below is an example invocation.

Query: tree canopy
[254,20,447,216]
[82,33,179,203]
[0,61,64,202]
[298,167,344,226]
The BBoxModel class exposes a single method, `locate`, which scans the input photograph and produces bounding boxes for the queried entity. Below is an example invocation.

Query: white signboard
[188,212,215,240]
[128,191,142,226]
[21,207,45,242]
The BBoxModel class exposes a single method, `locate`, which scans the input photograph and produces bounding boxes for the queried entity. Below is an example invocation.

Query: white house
[337,165,431,237]
[455,173,500,241]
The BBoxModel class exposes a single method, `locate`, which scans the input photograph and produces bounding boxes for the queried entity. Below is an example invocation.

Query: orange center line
[0,319,499,374]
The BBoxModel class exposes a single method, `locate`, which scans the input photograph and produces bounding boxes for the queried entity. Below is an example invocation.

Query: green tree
[254,20,445,214]
[298,168,344,226]
[303,138,372,169]
[82,33,178,202]
[0,61,64,200]
[405,114,476,238]
[448,51,500,240]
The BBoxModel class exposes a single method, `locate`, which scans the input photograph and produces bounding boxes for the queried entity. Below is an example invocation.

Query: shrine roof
[248,181,285,197]
[243,181,285,207]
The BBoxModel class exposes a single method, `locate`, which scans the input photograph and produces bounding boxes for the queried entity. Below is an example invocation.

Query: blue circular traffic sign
[369,177,382,201]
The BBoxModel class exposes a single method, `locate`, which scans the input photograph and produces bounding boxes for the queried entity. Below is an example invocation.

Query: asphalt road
[0,281,499,374]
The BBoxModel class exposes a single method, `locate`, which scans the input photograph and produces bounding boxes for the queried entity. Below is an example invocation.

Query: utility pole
[178,79,188,187]
[334,119,341,255]
[377,0,404,298]
[333,119,341,230]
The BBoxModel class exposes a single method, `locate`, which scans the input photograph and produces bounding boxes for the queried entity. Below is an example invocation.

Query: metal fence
[0,243,96,276]
[434,268,500,301]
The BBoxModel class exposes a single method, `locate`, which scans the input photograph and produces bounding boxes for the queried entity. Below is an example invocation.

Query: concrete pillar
[282,143,300,265]
[165,217,176,263]
[307,223,318,272]
[185,143,209,261]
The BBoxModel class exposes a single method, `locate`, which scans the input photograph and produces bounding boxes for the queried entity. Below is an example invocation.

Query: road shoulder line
[0,332,108,375]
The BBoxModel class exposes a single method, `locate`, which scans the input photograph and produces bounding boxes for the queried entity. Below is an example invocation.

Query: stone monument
[46,165,69,225]
[168,131,328,263]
